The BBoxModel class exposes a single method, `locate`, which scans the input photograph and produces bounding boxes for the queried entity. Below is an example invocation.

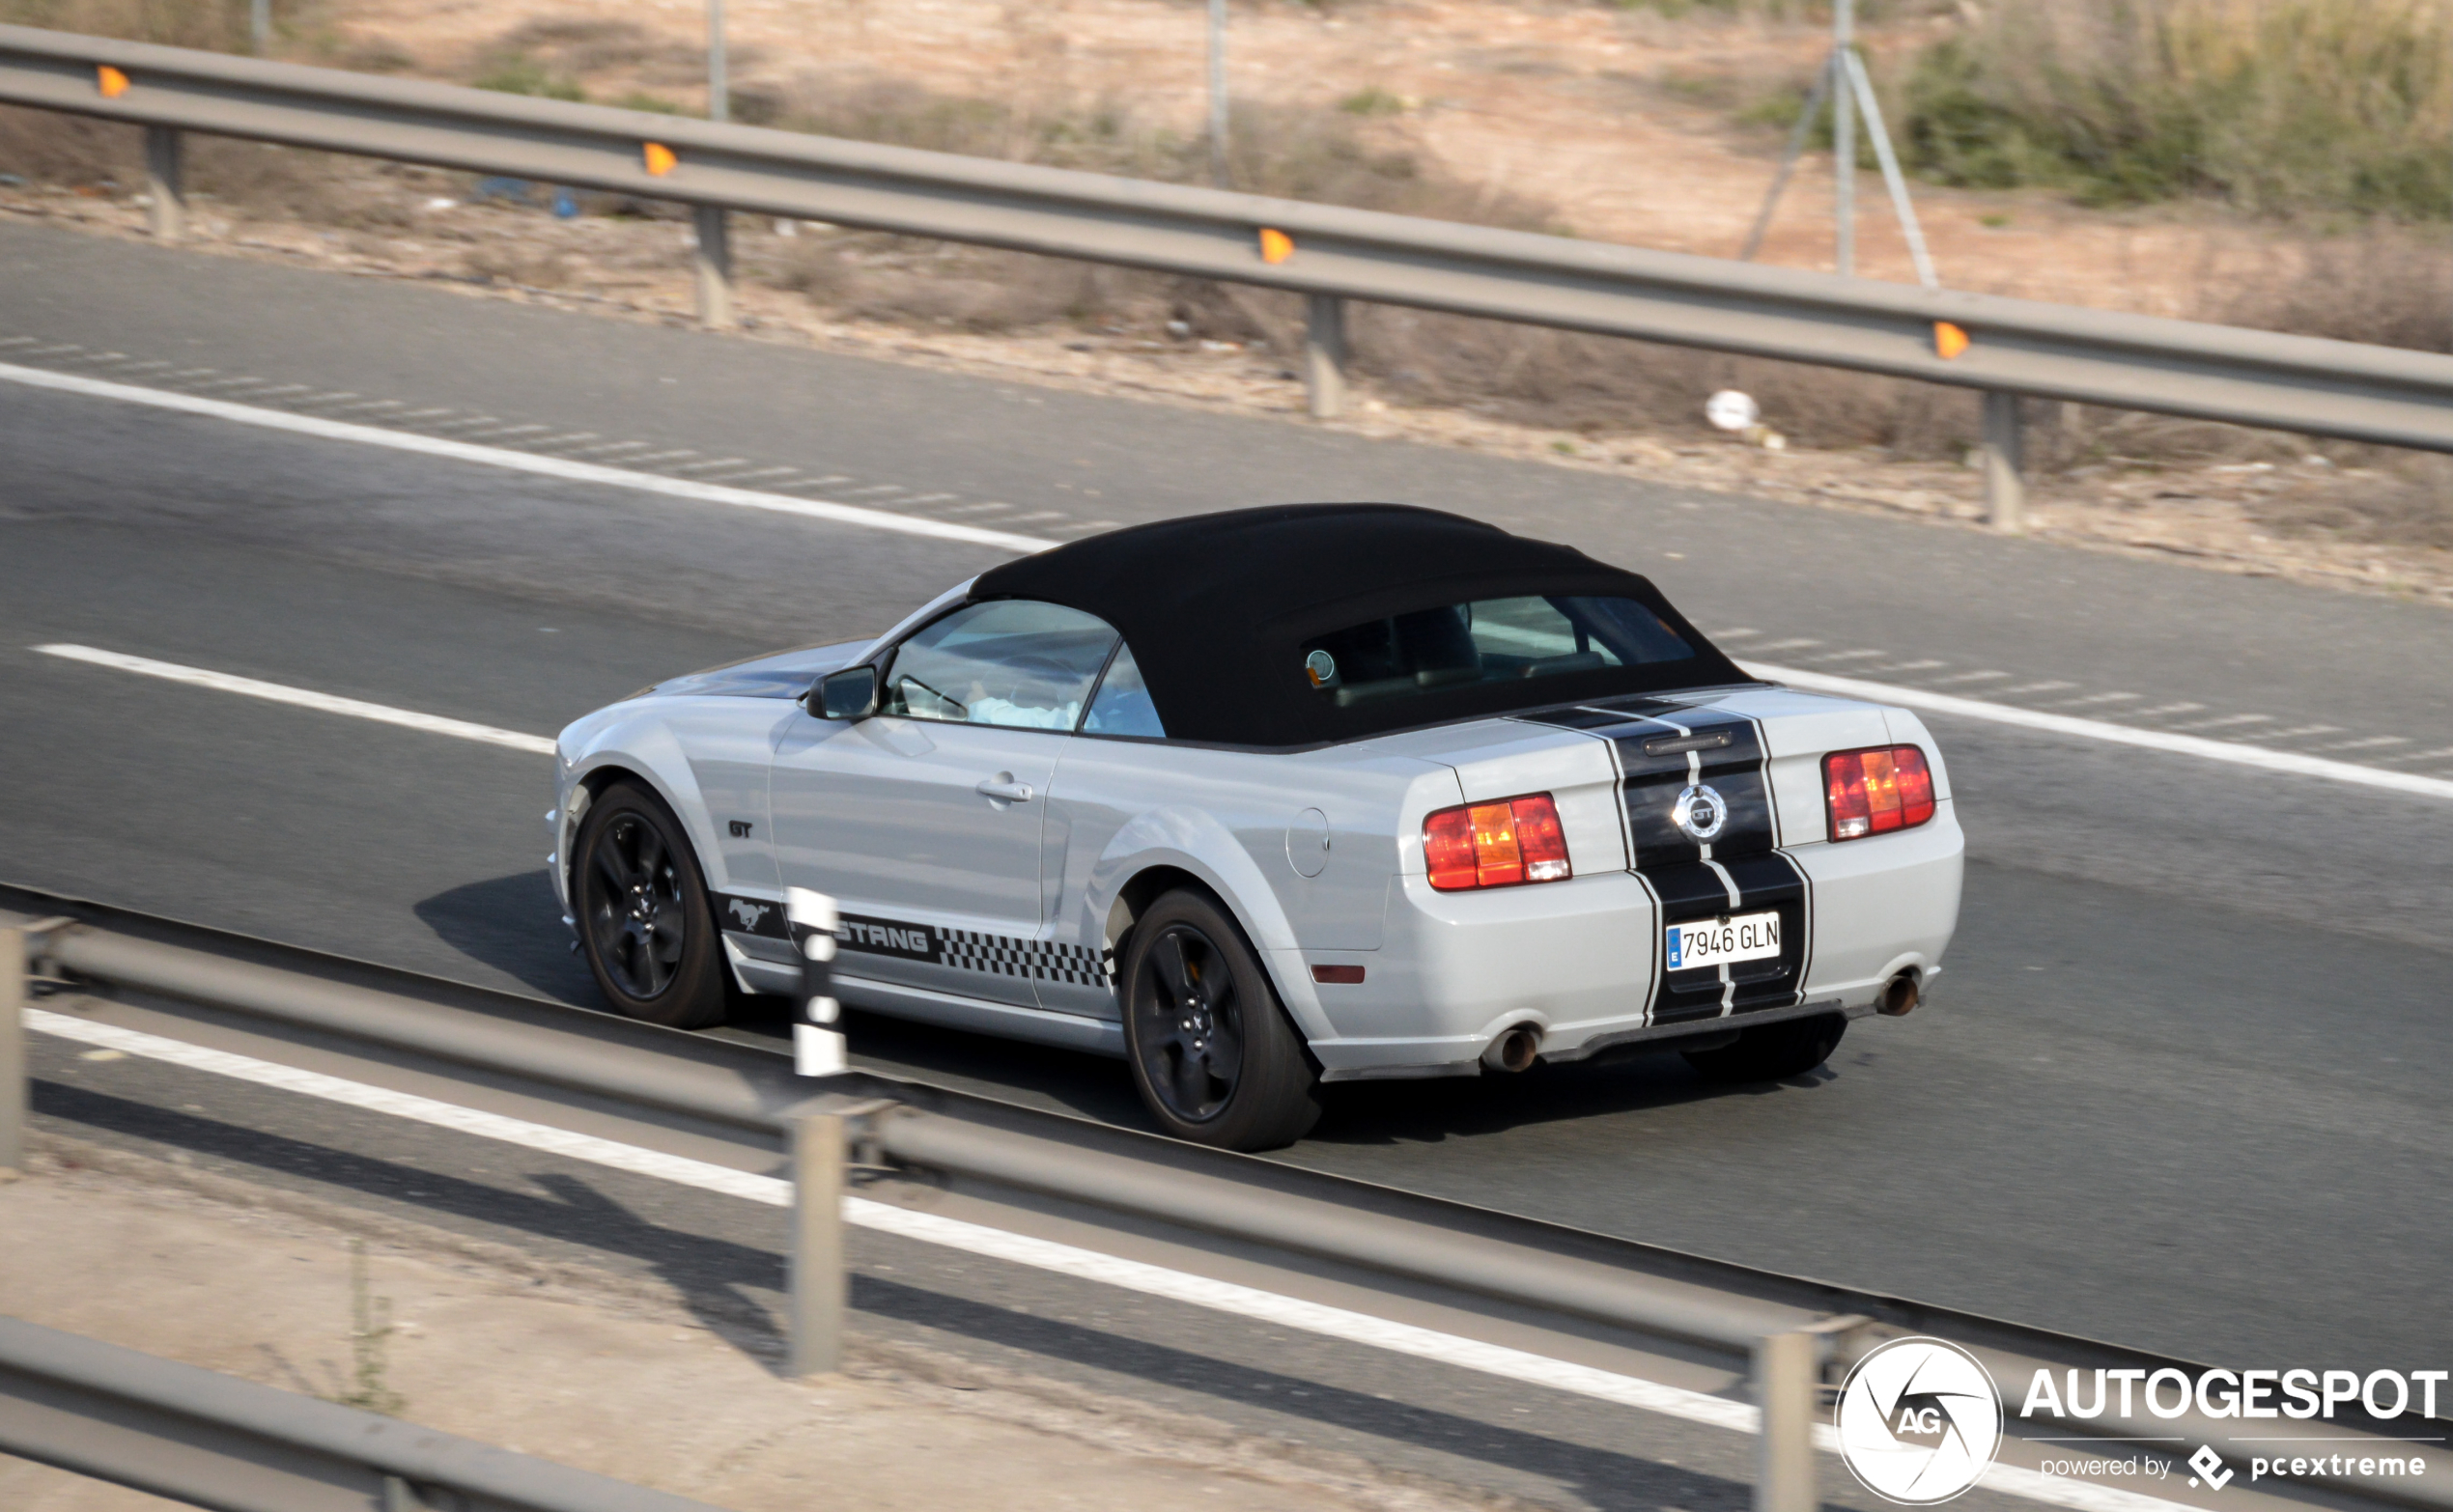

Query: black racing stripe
[1609,709,1772,867]
[1648,855,1811,1023]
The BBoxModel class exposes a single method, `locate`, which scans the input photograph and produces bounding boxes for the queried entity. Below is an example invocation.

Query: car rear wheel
[1680,1012,1847,1083]
[1120,889,1321,1151]
[575,781,728,1029]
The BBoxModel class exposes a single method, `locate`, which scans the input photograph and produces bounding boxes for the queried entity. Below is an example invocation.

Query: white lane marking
[34,645,556,757]
[16,1008,2193,1512]
[0,361,1056,557]
[1745,661,2453,801]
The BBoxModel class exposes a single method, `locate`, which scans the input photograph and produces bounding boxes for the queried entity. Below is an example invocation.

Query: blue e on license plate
[1665,910,1781,970]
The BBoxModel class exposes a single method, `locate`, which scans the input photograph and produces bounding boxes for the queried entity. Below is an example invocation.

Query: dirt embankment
[2,0,2448,603]
[0,1135,1522,1512]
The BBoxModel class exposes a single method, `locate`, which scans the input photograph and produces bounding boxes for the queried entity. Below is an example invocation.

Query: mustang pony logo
[726,899,773,932]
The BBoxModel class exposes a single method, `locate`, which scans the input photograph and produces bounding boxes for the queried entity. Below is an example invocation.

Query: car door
[768,599,1119,1007]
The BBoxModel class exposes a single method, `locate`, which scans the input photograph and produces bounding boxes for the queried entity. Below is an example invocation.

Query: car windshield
[881,600,1119,729]
[1299,595,1695,709]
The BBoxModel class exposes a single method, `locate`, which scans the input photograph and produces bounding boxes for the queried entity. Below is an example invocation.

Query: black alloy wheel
[1135,923,1243,1122]
[575,781,728,1029]
[1121,889,1320,1150]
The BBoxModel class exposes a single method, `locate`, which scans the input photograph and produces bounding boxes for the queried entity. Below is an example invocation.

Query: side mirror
[814,665,879,720]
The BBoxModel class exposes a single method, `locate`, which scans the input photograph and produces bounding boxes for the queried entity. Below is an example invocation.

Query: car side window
[879,601,1118,730]
[1082,642,1166,739]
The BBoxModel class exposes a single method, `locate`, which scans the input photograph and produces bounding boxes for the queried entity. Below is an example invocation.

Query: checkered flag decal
[937,929,1111,987]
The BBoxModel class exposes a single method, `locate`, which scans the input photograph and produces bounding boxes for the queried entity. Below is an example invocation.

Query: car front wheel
[1680,1012,1847,1083]
[574,780,728,1029]
[1120,889,1321,1151]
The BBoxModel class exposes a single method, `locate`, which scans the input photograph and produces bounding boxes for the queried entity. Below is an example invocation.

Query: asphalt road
[3,218,2449,1393]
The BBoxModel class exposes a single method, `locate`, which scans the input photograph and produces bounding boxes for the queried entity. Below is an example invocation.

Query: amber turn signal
[1424,793,1571,891]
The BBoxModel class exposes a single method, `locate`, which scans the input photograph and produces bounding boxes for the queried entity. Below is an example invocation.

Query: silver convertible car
[550,505,1962,1149]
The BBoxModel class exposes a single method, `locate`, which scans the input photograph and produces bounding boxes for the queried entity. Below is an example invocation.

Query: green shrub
[1898,0,2453,218]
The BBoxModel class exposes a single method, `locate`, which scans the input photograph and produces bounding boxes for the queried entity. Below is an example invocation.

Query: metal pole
[1753,1331,1818,1512]
[143,126,183,243]
[1207,0,1228,187]
[249,0,268,54]
[1832,0,1855,278]
[1305,293,1347,420]
[787,1112,845,1377]
[1843,51,1937,290]
[1983,390,2025,533]
[1739,52,1835,264]
[692,203,732,329]
[1,930,24,1179]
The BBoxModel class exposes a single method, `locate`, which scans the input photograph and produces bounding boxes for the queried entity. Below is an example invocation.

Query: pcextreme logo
[1836,1337,2005,1504]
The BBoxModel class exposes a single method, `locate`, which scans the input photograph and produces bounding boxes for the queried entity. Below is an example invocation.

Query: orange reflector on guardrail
[642,142,676,176]
[1258,227,1293,265]
[97,66,128,98]
[1934,322,1970,359]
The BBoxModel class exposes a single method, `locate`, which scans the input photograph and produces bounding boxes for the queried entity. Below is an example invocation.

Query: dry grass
[1901,0,2453,219]
[0,0,252,52]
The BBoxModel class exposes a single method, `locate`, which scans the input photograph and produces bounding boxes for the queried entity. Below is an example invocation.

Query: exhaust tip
[1481,1024,1543,1074]
[1878,972,1921,1017]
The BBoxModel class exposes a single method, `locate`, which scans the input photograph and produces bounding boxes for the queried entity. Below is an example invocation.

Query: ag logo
[1672,783,1729,842]
[1835,1337,2003,1504]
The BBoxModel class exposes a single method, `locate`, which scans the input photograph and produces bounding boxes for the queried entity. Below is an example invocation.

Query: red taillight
[1424,793,1571,891]
[1823,745,1937,841]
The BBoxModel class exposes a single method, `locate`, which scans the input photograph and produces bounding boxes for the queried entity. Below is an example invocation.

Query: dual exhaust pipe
[1482,969,1918,1074]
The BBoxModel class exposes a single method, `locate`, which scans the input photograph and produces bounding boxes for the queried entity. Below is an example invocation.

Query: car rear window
[1299,595,1695,709]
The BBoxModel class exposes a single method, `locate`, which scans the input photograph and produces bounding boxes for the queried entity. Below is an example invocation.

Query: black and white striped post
[784,888,846,1376]
[787,887,844,1078]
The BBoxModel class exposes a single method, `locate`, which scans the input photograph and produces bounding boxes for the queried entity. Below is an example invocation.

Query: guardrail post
[1754,1330,1818,1512]
[2,929,25,1180]
[1305,293,1347,420]
[786,1110,844,1377]
[692,205,733,329]
[1981,389,2024,534]
[143,126,183,243]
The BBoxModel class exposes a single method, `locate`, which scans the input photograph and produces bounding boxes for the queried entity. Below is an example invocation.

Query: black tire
[574,781,729,1029]
[1681,1012,1847,1083]
[1119,889,1321,1151]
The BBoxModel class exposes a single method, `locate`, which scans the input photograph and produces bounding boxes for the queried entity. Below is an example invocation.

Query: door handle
[975,774,1035,804]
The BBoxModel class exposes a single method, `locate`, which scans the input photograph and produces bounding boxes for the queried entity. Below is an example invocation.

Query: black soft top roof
[970,503,1750,747]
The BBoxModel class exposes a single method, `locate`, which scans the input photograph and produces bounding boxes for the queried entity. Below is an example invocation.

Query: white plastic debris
[1706,389,1761,433]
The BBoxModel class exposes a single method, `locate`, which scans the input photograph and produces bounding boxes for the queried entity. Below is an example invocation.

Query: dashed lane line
[0,360,1057,556]
[1745,662,2453,802]
[9,345,2445,794]
[33,644,556,757]
[14,1007,2198,1512]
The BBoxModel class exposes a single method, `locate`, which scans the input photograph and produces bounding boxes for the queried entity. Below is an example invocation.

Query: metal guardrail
[9,24,2453,534]
[0,1315,723,1512]
[4,894,2449,1512]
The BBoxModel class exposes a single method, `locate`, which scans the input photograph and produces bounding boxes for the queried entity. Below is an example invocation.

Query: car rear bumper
[1291,803,1962,1079]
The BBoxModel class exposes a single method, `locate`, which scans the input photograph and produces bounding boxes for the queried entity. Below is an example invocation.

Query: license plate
[1665,910,1782,971]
